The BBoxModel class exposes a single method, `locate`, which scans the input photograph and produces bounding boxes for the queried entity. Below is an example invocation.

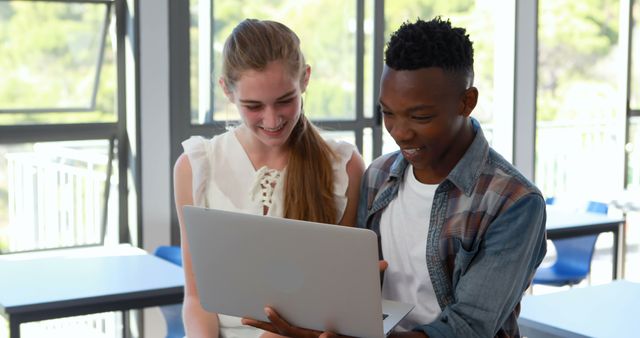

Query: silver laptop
[183,206,414,338]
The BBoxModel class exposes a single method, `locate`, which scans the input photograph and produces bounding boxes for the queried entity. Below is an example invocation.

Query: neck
[235,125,289,170]
[414,118,475,184]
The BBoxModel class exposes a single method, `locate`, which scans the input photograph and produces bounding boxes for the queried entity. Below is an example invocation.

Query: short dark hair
[385,17,474,87]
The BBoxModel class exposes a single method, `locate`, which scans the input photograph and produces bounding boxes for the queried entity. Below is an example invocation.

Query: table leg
[123,311,131,338]
[612,228,619,280]
[620,220,627,279]
[122,309,143,338]
[9,320,20,338]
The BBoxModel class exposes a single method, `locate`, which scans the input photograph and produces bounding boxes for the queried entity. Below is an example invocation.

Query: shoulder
[322,140,365,189]
[482,148,543,205]
[173,152,193,193]
[357,151,402,199]
[324,139,357,159]
[344,150,365,185]
[174,152,192,174]
[366,151,401,178]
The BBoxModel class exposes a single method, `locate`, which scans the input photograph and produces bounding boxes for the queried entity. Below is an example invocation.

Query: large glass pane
[624,117,640,282]
[382,0,515,159]
[189,0,208,124]
[0,140,119,254]
[0,1,116,124]
[627,117,640,188]
[631,0,640,109]
[190,0,363,124]
[319,130,356,146]
[536,0,625,201]
[363,2,375,119]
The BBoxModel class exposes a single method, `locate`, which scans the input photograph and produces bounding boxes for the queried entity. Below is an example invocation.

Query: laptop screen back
[183,206,387,338]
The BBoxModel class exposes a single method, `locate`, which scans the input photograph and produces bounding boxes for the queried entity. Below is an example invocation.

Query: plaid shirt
[357,119,547,338]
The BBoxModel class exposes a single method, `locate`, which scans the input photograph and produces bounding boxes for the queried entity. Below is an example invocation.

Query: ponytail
[283,114,338,224]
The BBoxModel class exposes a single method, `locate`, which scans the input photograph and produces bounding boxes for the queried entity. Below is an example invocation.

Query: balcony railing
[5,141,116,253]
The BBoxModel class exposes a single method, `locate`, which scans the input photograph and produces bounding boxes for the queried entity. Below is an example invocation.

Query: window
[627,117,640,188]
[630,0,640,110]
[1,140,118,252]
[190,0,365,124]
[0,1,116,123]
[628,1,640,190]
[535,0,626,200]
[382,0,516,160]
[0,0,134,336]
[0,1,129,252]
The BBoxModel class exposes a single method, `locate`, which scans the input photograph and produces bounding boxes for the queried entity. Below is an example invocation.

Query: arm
[416,193,547,338]
[174,153,220,338]
[338,151,365,226]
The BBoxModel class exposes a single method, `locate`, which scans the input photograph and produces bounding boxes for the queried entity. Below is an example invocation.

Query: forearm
[183,295,220,338]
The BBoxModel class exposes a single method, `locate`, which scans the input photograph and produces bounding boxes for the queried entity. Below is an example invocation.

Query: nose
[388,119,414,144]
[262,106,280,128]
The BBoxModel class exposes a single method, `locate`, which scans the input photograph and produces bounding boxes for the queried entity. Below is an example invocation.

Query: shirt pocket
[451,237,480,291]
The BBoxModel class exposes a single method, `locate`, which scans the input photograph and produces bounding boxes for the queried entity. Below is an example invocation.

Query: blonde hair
[222,19,338,224]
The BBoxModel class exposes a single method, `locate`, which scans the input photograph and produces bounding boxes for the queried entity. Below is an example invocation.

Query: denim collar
[386,117,489,197]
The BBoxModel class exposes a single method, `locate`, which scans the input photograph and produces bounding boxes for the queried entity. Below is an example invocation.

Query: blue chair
[532,200,608,287]
[154,245,185,338]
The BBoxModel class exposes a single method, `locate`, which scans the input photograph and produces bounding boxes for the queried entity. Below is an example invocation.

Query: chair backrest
[552,235,599,276]
[542,198,608,283]
[586,200,608,215]
[154,245,182,267]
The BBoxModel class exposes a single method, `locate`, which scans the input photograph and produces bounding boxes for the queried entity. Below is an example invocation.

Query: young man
[356,17,547,337]
[245,17,547,338]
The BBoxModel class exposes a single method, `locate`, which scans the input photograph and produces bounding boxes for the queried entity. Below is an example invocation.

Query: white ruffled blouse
[182,130,354,221]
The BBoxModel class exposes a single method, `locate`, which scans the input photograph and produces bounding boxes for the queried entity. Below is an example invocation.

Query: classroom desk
[546,209,625,279]
[0,245,184,338]
[519,280,640,338]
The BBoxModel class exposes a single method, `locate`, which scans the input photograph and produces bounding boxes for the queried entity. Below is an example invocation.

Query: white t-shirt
[182,129,356,338]
[380,165,442,332]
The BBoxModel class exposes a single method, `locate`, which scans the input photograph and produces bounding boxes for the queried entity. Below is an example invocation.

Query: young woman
[173,19,365,338]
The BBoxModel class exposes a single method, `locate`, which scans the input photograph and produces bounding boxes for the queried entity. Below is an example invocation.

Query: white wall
[514,0,537,181]
[139,0,172,336]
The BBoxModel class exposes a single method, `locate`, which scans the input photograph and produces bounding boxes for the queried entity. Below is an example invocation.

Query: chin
[258,133,291,148]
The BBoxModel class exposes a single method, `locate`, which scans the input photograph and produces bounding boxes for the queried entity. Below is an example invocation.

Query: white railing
[17,313,123,338]
[3,141,122,338]
[535,120,624,203]
[5,141,116,252]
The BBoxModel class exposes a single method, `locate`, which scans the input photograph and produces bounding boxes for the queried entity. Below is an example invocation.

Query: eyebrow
[379,100,436,114]
[239,90,297,104]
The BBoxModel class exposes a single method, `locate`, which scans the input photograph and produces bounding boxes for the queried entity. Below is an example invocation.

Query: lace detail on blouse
[250,166,282,209]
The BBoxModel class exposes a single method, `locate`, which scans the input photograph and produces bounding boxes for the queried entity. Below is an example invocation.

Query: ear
[460,87,478,117]
[300,65,311,93]
[219,77,234,101]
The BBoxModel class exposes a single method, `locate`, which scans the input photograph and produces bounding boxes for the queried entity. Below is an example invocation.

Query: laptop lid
[183,206,412,338]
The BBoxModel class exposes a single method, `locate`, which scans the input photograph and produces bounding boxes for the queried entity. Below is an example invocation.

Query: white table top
[519,280,640,338]
[546,208,624,231]
[0,245,184,317]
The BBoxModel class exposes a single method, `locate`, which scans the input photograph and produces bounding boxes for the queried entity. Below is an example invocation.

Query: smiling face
[222,60,309,150]
[379,65,478,183]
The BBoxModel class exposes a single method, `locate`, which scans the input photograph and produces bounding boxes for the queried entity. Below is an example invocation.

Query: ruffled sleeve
[326,140,358,222]
[181,136,213,207]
